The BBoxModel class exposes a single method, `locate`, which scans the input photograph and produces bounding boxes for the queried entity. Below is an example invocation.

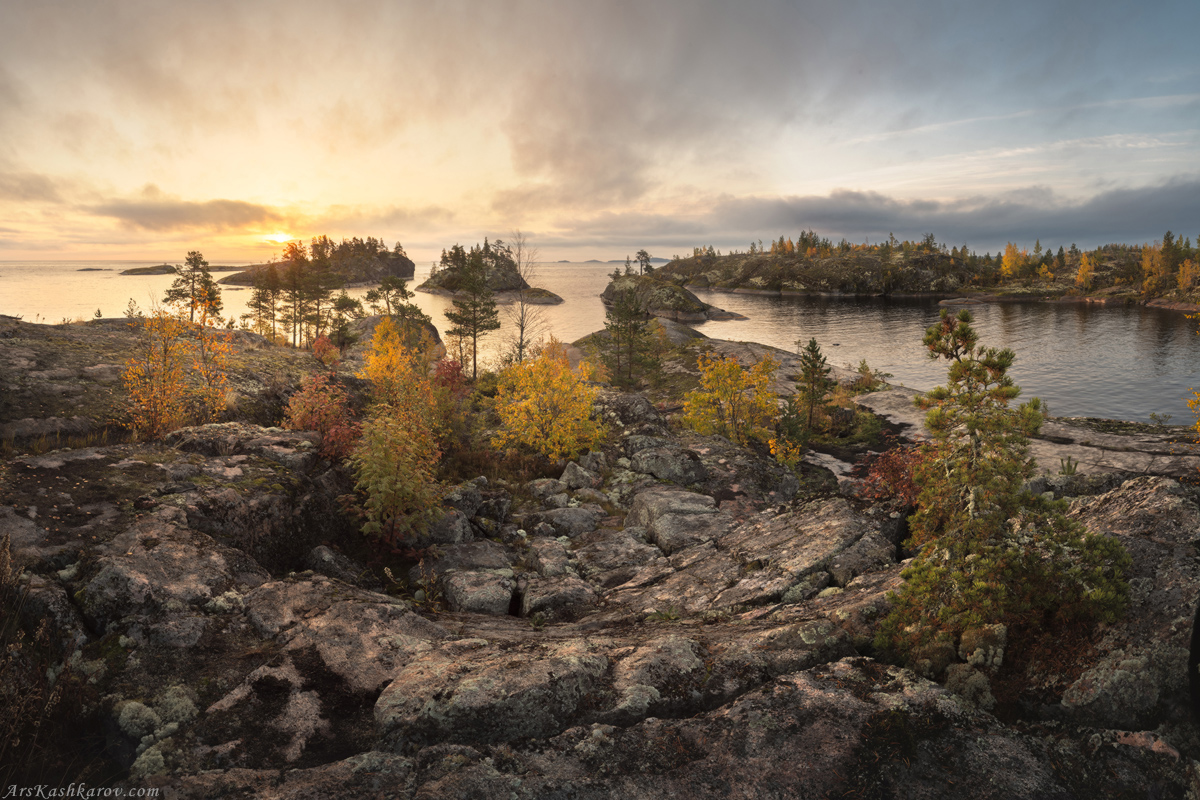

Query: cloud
[0,172,63,203]
[87,186,282,232]
[541,176,1200,254]
[314,203,458,232]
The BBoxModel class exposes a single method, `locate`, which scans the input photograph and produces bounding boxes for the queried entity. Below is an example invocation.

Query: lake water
[2,260,1198,424]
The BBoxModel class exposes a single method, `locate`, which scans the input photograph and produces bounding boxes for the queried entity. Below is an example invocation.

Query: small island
[219,236,416,288]
[600,272,743,321]
[417,239,563,304]
[119,264,176,275]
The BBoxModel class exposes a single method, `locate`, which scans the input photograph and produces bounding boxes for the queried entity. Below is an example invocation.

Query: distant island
[119,264,175,275]
[654,230,1198,308]
[120,264,246,276]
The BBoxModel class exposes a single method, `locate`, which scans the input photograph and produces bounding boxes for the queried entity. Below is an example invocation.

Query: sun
[264,232,292,244]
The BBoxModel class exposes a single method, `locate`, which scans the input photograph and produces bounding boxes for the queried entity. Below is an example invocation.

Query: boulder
[405,540,514,585]
[594,392,671,437]
[442,572,515,616]
[573,528,667,589]
[527,538,571,577]
[631,446,708,485]
[520,574,599,621]
[561,461,601,490]
[526,478,568,500]
[523,507,603,538]
[827,530,897,586]
[423,509,474,546]
[77,510,270,632]
[626,488,730,554]
[1047,477,1200,731]
[304,546,379,590]
[441,480,484,518]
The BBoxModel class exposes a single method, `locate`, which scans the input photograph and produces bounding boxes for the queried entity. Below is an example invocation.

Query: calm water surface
[3,260,1198,424]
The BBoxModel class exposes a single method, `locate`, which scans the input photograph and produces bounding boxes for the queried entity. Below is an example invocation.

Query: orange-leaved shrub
[121,297,232,440]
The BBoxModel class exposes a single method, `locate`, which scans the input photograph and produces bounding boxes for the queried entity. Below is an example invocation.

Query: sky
[0,0,1197,264]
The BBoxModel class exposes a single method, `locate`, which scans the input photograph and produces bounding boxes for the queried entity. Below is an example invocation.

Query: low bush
[283,373,360,460]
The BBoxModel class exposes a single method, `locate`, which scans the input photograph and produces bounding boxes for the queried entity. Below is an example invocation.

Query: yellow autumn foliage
[1075,252,1094,290]
[492,339,606,460]
[682,352,779,446]
[121,301,232,440]
[352,315,443,542]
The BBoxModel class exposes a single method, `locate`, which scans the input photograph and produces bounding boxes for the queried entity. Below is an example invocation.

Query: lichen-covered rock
[1047,477,1200,730]
[594,391,671,437]
[78,510,270,632]
[442,480,485,518]
[573,528,667,589]
[578,450,608,473]
[527,538,571,577]
[474,489,511,524]
[526,477,568,499]
[561,461,601,490]
[19,574,92,656]
[442,571,515,615]
[375,638,610,751]
[523,506,603,538]
[626,488,731,554]
[405,540,513,585]
[827,529,896,586]
[304,545,379,590]
[423,508,474,545]
[630,446,708,485]
[520,574,598,621]
[245,576,447,693]
[606,498,889,616]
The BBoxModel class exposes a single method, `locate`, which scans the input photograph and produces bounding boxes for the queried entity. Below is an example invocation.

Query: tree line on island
[672,229,1199,300]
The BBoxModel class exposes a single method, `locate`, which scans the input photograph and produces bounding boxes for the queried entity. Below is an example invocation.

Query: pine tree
[443,250,500,380]
[602,288,653,386]
[243,265,282,341]
[164,250,222,324]
[635,249,653,275]
[796,337,833,431]
[875,309,1131,655]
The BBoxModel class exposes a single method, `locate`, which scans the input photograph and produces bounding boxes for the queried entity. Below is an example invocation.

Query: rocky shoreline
[3,315,1200,796]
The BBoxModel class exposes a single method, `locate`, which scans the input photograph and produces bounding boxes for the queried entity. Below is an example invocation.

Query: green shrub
[876,310,1130,656]
[350,410,442,546]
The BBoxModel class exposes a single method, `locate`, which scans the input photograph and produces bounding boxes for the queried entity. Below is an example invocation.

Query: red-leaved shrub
[283,373,360,460]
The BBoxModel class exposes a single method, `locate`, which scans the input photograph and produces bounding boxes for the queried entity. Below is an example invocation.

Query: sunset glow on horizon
[0,1,1197,264]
